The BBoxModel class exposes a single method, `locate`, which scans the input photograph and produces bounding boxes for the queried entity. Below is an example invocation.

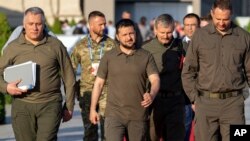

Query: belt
[158,90,182,98]
[199,90,242,99]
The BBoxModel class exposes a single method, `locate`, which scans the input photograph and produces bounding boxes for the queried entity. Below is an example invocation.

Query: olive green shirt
[182,22,250,102]
[143,38,184,92]
[97,47,159,121]
[70,35,116,95]
[0,33,76,111]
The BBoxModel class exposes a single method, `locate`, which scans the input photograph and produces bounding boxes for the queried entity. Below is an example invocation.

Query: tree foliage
[70,19,77,26]
[0,12,12,55]
[247,21,250,33]
[0,13,12,122]
[49,17,63,34]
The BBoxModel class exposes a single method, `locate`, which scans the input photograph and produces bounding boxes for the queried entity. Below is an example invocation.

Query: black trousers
[150,94,185,141]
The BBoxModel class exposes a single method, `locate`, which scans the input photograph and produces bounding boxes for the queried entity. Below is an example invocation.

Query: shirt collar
[88,34,107,44]
[208,22,239,36]
[115,46,140,56]
[183,36,191,43]
[18,31,48,45]
[153,38,175,49]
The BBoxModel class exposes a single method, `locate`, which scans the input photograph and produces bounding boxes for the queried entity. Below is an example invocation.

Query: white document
[3,61,36,90]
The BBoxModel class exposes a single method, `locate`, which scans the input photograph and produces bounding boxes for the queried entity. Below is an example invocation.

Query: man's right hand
[89,110,100,125]
[6,80,27,95]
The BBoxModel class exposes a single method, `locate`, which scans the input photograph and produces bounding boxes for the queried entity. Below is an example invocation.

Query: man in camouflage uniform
[71,11,116,141]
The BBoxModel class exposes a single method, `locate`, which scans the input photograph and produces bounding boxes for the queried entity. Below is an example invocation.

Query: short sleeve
[97,53,108,79]
[147,54,159,76]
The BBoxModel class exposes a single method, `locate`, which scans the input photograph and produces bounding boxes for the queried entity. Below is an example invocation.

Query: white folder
[3,61,36,90]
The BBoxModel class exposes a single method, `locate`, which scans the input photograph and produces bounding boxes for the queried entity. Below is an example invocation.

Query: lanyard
[87,35,105,63]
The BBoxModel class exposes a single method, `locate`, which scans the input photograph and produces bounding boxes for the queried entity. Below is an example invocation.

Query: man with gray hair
[143,14,186,141]
[1,25,55,54]
[0,7,76,141]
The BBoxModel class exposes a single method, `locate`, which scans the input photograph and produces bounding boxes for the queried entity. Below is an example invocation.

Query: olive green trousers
[11,99,62,141]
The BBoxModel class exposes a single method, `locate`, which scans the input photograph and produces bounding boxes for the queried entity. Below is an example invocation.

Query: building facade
[0,0,249,28]
[0,0,115,27]
[115,0,250,25]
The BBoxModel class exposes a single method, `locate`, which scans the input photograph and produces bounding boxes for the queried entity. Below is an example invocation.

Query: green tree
[247,21,250,33]
[70,18,77,26]
[0,12,12,54]
[0,12,11,124]
[49,17,63,34]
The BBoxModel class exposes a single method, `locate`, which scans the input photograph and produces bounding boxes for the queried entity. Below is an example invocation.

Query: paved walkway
[1,94,250,141]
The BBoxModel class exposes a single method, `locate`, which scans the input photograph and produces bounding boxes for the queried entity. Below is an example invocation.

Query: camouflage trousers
[0,93,5,124]
[79,91,107,141]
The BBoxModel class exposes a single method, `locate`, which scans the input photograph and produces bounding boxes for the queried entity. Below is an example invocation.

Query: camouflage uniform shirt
[71,34,116,96]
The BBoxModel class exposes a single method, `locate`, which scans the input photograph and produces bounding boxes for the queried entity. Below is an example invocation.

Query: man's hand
[89,110,100,125]
[7,80,27,95]
[141,92,154,108]
[62,109,73,122]
[191,103,195,112]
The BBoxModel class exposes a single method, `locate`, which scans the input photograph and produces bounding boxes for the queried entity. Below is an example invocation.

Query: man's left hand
[62,109,73,122]
[141,92,154,108]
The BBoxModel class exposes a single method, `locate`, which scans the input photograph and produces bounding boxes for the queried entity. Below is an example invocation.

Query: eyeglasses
[184,24,198,27]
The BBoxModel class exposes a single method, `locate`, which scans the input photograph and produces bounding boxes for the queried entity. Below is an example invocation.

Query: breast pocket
[198,44,217,65]
[232,45,245,65]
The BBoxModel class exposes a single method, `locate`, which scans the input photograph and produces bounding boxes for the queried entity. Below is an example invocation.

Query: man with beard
[143,14,186,141]
[182,0,250,140]
[89,19,160,141]
[70,11,116,141]
[121,11,143,48]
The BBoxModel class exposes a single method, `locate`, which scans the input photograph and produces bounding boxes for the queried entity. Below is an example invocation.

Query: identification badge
[91,62,99,76]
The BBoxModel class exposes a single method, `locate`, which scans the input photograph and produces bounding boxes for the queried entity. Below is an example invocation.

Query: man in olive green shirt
[90,19,160,141]
[70,11,116,141]
[182,1,250,141]
[143,14,186,141]
[0,7,76,141]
